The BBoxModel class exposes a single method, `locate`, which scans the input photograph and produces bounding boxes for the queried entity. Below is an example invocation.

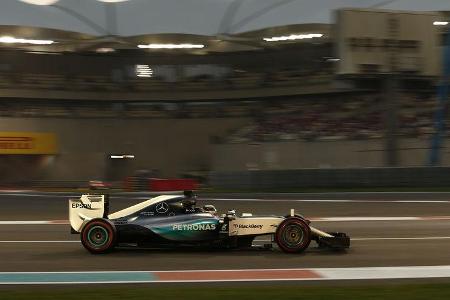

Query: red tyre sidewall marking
[82,220,115,252]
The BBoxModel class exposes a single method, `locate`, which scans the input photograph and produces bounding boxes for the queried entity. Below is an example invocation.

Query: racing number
[220,223,228,232]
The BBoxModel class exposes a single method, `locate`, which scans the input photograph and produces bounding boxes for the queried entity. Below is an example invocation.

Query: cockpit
[163,191,217,215]
[115,191,217,219]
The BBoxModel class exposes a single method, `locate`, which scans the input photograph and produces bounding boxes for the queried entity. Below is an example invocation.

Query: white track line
[0,240,79,243]
[315,265,450,281]
[0,193,74,198]
[3,236,450,244]
[3,216,450,225]
[254,236,450,242]
[2,266,450,284]
[313,216,450,222]
[0,193,150,199]
[0,221,54,225]
[352,236,450,241]
[1,192,450,203]
[266,192,450,195]
[315,216,419,221]
[206,198,450,203]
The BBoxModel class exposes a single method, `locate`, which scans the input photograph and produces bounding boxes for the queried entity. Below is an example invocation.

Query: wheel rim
[281,224,304,248]
[87,225,109,248]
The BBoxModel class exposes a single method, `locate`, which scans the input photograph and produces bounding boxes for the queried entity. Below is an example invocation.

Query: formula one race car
[69,191,350,254]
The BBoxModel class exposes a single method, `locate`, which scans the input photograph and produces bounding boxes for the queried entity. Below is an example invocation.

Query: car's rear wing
[69,194,109,233]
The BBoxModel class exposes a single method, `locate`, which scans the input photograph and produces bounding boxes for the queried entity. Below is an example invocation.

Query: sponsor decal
[0,132,57,154]
[0,137,33,150]
[156,202,169,214]
[233,224,263,230]
[220,224,228,232]
[114,218,128,225]
[71,203,92,209]
[172,223,216,231]
[140,211,155,216]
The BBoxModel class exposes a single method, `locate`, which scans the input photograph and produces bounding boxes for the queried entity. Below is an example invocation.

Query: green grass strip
[3,283,450,300]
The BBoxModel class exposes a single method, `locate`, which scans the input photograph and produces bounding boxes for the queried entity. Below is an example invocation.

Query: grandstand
[0,1,448,187]
[224,92,437,143]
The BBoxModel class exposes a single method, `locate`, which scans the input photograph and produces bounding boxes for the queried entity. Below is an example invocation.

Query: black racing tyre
[81,218,116,254]
[275,217,311,253]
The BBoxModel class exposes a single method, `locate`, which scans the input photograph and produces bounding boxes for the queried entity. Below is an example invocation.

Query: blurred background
[0,0,449,192]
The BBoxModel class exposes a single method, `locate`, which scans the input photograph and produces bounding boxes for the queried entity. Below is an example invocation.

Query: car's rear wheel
[81,219,116,254]
[275,217,311,253]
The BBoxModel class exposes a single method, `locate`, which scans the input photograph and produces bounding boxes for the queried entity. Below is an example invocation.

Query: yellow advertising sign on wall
[0,132,58,155]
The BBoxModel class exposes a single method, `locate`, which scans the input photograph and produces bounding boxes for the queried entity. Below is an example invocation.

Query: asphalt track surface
[0,192,449,274]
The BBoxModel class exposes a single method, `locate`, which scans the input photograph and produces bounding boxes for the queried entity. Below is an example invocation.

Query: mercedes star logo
[156,202,169,214]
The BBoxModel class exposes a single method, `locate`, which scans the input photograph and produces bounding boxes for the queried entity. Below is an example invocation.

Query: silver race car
[69,191,350,254]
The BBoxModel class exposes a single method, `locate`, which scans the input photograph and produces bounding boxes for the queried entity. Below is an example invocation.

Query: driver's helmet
[181,198,197,212]
[182,191,197,212]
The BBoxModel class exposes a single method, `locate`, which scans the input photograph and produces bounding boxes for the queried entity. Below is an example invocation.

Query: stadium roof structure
[0,0,448,53]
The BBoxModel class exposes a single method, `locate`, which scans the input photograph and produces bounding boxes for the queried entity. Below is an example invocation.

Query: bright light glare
[0,36,54,45]
[135,65,153,78]
[137,43,205,49]
[110,155,135,159]
[433,21,449,26]
[19,0,59,5]
[96,47,115,53]
[263,33,323,42]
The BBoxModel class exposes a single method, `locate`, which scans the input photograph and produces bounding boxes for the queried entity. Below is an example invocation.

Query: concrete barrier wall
[210,167,450,189]
[1,115,447,185]
[211,138,447,171]
[0,117,249,182]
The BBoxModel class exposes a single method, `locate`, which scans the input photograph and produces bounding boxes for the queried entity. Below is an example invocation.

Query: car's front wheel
[81,219,116,254]
[275,217,311,253]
